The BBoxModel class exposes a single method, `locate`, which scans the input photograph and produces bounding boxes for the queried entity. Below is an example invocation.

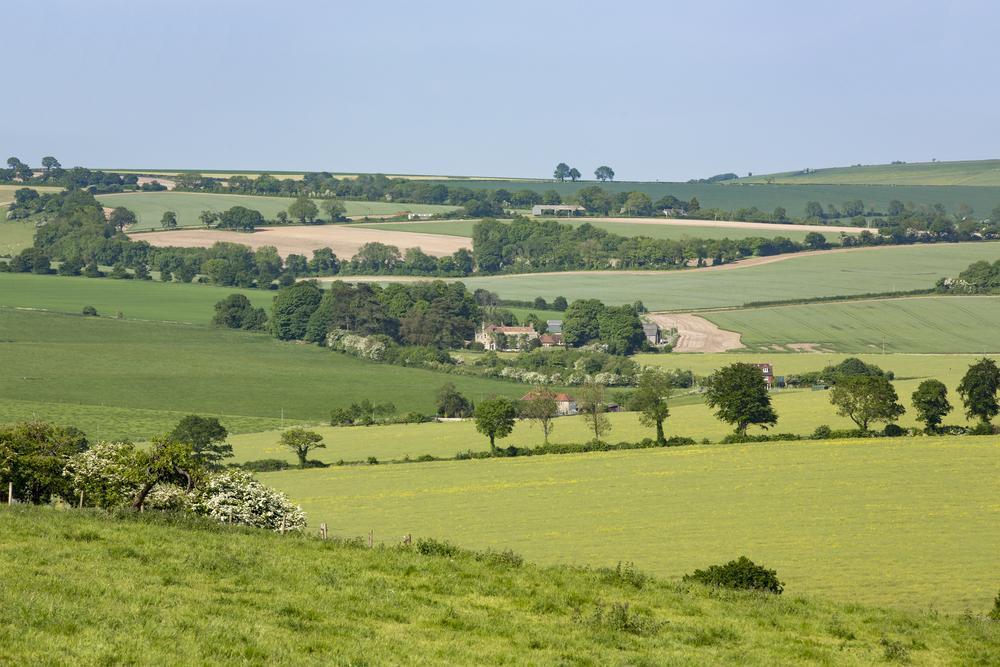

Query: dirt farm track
[128,226,471,258]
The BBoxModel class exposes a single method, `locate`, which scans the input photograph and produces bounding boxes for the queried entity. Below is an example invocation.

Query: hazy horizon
[4,1,1000,181]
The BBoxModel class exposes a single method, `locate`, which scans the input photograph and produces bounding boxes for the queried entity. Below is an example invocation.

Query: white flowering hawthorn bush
[191,469,307,531]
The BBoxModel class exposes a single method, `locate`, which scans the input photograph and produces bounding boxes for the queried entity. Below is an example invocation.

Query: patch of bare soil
[136,176,176,190]
[786,343,833,353]
[127,225,471,258]
[647,313,744,353]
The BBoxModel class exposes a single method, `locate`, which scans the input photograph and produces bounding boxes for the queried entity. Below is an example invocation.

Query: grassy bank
[2,506,996,664]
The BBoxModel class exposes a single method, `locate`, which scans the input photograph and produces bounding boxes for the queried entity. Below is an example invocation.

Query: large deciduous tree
[829,375,905,432]
[270,280,323,340]
[958,357,1000,426]
[168,415,232,469]
[279,428,326,468]
[911,379,952,433]
[594,165,615,182]
[436,383,472,418]
[474,397,517,453]
[553,162,571,181]
[632,369,672,445]
[577,380,611,443]
[520,387,558,444]
[288,196,319,224]
[704,363,777,435]
[0,421,88,504]
[109,206,137,231]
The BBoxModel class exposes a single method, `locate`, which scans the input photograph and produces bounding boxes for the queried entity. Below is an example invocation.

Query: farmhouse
[521,391,577,415]
[531,204,585,217]
[475,324,539,351]
[755,363,775,389]
[539,333,563,347]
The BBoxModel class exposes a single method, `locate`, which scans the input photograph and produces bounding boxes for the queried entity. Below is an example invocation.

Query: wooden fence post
[7,481,12,505]
[368,529,373,548]
[280,517,287,535]
[78,490,84,509]
[319,522,328,540]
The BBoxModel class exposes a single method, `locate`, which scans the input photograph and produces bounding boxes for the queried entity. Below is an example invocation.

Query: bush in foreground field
[684,556,784,594]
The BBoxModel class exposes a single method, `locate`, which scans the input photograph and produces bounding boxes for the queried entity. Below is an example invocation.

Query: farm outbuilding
[755,363,775,389]
[521,391,577,415]
[531,204,585,217]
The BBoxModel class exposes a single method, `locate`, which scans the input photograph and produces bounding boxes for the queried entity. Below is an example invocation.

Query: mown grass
[705,296,1000,353]
[96,191,458,229]
[1,506,996,664]
[741,159,1000,187]
[0,272,273,323]
[434,241,1000,310]
[0,309,538,441]
[261,437,1000,613]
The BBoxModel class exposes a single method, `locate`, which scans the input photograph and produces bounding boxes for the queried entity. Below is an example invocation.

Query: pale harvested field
[579,217,864,234]
[128,226,471,258]
[647,312,744,353]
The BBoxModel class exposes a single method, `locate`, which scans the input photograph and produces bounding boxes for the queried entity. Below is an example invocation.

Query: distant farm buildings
[531,204,585,217]
[521,390,577,415]
[755,363,775,389]
[476,324,538,351]
[546,319,563,333]
[642,322,661,345]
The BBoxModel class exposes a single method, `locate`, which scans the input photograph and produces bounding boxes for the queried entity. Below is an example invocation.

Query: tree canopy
[704,364,777,435]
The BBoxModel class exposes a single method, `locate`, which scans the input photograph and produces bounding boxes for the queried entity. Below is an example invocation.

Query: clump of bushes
[82,305,98,316]
[474,548,524,569]
[989,590,1000,621]
[599,561,648,589]
[415,537,461,558]
[720,432,802,444]
[583,602,659,636]
[234,458,289,472]
[683,556,784,594]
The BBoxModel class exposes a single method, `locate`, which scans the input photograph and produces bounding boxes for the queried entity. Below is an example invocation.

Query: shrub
[883,423,906,437]
[415,537,461,558]
[234,459,289,472]
[474,548,524,569]
[683,556,784,594]
[366,456,378,465]
[989,590,1000,621]
[190,469,307,532]
[585,602,659,636]
[81,305,98,317]
[812,425,832,439]
[599,561,648,589]
[968,421,995,436]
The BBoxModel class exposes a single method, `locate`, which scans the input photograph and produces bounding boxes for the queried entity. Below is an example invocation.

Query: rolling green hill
[2,507,996,664]
[704,295,1000,354]
[0,309,537,441]
[741,159,1000,187]
[95,192,458,229]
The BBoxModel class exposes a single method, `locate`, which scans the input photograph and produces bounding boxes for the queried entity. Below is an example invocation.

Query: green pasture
[263,437,999,612]
[705,296,1000,354]
[96,192,458,229]
[0,272,272,323]
[0,309,538,441]
[353,218,857,242]
[422,178,1000,218]
[6,508,995,664]
[0,219,37,256]
[396,241,1000,310]
[742,159,1000,187]
[0,184,62,204]
[229,349,992,465]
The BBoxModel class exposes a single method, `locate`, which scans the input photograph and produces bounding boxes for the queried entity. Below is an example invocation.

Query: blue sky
[3,1,998,181]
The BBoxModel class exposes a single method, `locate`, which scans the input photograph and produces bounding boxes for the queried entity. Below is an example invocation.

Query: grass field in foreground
[741,159,1000,187]
[704,296,1000,354]
[0,309,539,441]
[0,272,273,323]
[397,241,1000,310]
[6,509,995,665]
[96,192,458,229]
[354,218,856,242]
[263,437,1000,612]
